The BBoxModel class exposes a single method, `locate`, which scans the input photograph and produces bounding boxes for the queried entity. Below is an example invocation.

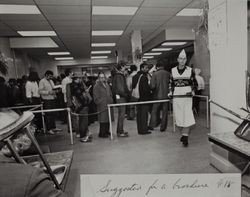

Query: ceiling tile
[92,36,119,43]
[92,0,143,6]
[92,22,128,30]
[46,14,90,21]
[133,15,172,22]
[92,15,132,22]
[136,7,181,16]
[142,0,192,8]
[5,21,52,31]
[35,0,90,5]
[0,0,34,4]
[187,0,207,8]
[0,14,46,21]
[39,5,90,15]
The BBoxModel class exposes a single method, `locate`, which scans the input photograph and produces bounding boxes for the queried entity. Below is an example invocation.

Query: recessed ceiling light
[91,56,108,59]
[92,30,123,36]
[152,48,172,51]
[143,56,154,59]
[144,52,162,56]
[48,52,70,56]
[55,57,74,60]
[92,43,116,47]
[93,6,138,15]
[162,42,187,46]
[176,8,203,16]
[91,51,111,54]
[0,5,40,14]
[18,31,57,37]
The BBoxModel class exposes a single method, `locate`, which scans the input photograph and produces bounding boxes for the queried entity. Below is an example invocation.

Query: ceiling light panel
[92,30,123,36]
[142,56,153,59]
[176,8,203,16]
[55,57,74,60]
[144,52,162,56]
[0,5,40,14]
[92,6,138,15]
[18,31,57,36]
[91,51,111,54]
[162,42,187,46]
[48,52,70,55]
[152,48,172,51]
[92,43,116,47]
[91,56,108,59]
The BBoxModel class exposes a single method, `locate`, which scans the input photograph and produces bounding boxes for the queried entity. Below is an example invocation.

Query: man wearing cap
[169,49,197,147]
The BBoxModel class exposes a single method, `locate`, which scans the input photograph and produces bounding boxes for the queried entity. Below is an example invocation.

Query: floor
[37,105,222,197]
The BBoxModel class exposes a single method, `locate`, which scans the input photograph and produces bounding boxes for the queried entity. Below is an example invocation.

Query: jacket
[112,72,129,99]
[93,81,113,123]
[150,68,170,99]
[132,71,152,102]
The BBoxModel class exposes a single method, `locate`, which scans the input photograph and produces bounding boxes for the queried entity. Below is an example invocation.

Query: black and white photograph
[0,0,249,196]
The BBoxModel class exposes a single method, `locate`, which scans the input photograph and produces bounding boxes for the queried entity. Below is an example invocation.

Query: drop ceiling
[0,0,205,60]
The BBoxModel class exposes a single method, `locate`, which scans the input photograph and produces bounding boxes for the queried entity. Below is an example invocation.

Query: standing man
[149,61,170,132]
[39,70,61,135]
[112,62,130,137]
[132,63,152,135]
[61,69,73,123]
[169,50,197,147]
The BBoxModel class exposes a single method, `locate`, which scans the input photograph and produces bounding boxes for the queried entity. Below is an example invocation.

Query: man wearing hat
[169,49,197,147]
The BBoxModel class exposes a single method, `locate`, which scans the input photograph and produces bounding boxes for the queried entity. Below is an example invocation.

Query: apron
[172,66,195,127]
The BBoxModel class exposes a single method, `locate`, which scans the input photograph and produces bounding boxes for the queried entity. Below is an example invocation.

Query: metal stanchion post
[107,105,113,140]
[67,108,74,145]
[206,96,209,128]
[41,103,46,133]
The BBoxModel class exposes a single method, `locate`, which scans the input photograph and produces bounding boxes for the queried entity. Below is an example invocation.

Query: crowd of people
[0,49,205,147]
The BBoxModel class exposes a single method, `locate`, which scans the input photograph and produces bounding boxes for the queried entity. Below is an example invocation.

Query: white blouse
[26,81,40,98]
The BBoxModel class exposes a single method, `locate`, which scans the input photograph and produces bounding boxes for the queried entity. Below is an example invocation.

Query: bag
[234,120,250,141]
[72,96,83,112]
[131,74,143,101]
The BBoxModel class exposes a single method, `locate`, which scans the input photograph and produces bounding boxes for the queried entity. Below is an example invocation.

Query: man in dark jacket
[149,61,170,132]
[132,63,152,135]
[112,62,130,137]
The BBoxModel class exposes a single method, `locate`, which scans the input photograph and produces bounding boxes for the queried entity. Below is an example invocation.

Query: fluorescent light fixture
[162,42,187,46]
[91,51,111,54]
[92,30,123,36]
[152,48,172,51]
[55,57,74,60]
[177,8,203,16]
[93,6,138,15]
[0,5,40,14]
[144,52,162,56]
[91,56,108,59]
[48,52,70,56]
[92,43,116,47]
[18,31,57,37]
[142,56,154,59]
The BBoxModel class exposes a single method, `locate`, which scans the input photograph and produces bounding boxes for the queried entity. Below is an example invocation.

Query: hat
[178,49,186,59]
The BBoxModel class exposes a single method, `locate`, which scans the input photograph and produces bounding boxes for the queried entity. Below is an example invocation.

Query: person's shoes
[53,128,62,132]
[47,130,55,135]
[160,128,166,132]
[182,136,189,147]
[80,136,92,143]
[139,131,151,135]
[117,133,129,137]
[148,126,154,130]
[76,134,80,138]
[127,118,134,120]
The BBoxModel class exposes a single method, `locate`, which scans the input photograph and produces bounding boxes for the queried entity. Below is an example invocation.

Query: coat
[150,67,170,99]
[0,154,66,197]
[93,81,113,123]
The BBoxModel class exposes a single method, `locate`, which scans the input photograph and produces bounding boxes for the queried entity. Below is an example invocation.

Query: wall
[0,37,15,79]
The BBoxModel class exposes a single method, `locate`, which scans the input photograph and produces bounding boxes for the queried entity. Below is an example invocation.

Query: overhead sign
[81,174,241,197]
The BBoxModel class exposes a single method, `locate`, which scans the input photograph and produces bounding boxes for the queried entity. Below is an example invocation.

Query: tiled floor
[37,108,223,197]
